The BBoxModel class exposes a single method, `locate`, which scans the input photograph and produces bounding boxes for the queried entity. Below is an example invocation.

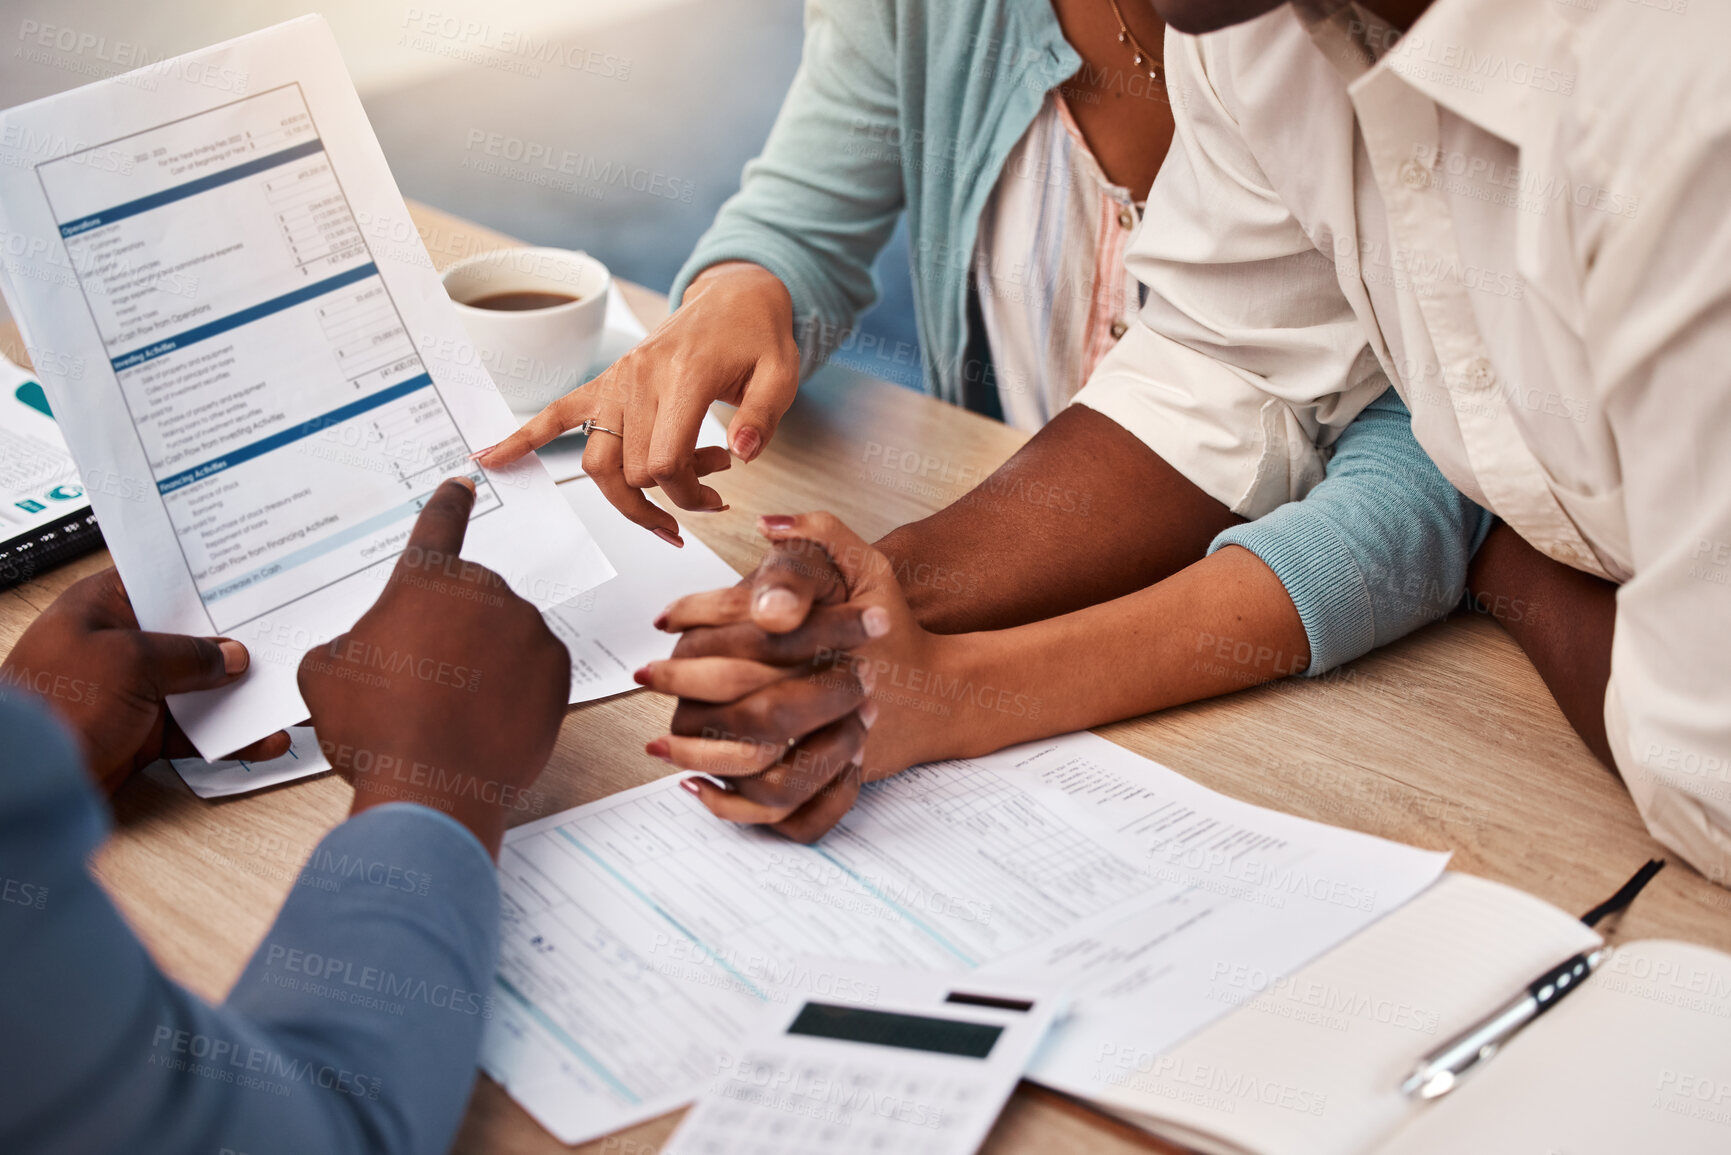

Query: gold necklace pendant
[1105,0,1162,82]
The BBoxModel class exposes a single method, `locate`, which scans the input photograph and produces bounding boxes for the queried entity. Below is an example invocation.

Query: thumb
[131,632,249,697]
[756,513,895,600]
[727,354,798,463]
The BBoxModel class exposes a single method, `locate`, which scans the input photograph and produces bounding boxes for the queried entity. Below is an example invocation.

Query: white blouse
[972,92,1142,432]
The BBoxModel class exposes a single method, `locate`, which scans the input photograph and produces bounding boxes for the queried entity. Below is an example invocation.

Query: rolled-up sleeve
[1210,389,1493,675]
[670,0,904,378]
[0,694,499,1155]
[1070,27,1387,518]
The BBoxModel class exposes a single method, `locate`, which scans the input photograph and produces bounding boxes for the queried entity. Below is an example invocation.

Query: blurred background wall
[0,0,923,388]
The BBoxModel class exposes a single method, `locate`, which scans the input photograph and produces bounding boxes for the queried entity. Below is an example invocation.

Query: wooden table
[2,203,1724,1155]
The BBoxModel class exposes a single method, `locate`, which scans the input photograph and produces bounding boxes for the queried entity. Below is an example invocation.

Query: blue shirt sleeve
[0,693,499,1155]
[1208,389,1494,676]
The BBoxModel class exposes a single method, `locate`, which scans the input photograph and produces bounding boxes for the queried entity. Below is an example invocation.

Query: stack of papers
[478,730,1449,1144]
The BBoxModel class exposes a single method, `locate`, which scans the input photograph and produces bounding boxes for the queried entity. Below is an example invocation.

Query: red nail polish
[759,515,795,531]
[652,612,670,631]
[653,527,684,548]
[680,777,703,795]
[632,666,653,686]
[646,738,671,761]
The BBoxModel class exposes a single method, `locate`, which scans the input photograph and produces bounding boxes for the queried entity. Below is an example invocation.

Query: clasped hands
[639,513,981,842]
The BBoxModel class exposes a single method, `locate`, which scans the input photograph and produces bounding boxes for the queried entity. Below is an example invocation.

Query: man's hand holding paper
[0,16,612,759]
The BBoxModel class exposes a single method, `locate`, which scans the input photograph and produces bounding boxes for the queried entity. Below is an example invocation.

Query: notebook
[0,353,102,589]
[1085,872,1731,1154]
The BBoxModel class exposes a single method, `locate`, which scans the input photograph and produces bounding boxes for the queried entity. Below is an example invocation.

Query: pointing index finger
[473,381,600,467]
[397,477,477,576]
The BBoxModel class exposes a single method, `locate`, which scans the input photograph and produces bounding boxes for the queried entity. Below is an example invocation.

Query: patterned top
[973,92,1142,431]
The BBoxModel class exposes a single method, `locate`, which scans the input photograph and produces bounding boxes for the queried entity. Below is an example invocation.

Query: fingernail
[653,606,672,630]
[732,426,761,462]
[704,503,731,514]
[857,663,877,693]
[862,606,891,638]
[448,475,477,492]
[653,528,684,548]
[754,587,799,620]
[860,701,880,729]
[218,640,248,675]
[467,448,491,464]
[680,776,703,795]
[632,665,653,687]
[647,738,671,761]
[758,515,795,532]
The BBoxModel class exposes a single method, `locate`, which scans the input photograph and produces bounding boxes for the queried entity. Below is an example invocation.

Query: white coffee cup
[441,246,611,418]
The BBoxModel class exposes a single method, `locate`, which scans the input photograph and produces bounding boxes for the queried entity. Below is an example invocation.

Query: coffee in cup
[440,247,611,418]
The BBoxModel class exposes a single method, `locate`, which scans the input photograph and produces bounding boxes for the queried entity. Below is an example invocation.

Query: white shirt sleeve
[1070,29,1388,518]
[1594,130,1731,884]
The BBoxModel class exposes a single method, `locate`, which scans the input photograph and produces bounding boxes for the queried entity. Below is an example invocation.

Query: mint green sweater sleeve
[670,0,905,378]
[1209,389,1493,676]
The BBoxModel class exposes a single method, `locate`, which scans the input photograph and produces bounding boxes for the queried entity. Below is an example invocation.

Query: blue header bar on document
[156,372,435,495]
[55,138,326,237]
[109,261,379,372]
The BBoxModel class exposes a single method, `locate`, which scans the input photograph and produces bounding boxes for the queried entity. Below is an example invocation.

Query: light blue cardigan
[672,0,1490,673]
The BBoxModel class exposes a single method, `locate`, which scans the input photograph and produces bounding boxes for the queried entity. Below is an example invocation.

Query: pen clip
[1580,858,1665,930]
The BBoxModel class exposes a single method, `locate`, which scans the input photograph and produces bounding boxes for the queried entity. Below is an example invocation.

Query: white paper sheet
[168,724,330,799]
[980,738,1451,1101]
[0,17,613,759]
[549,478,740,705]
[478,731,1447,1144]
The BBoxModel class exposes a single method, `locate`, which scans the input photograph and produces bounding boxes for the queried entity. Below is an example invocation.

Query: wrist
[349,782,506,859]
[912,630,1042,761]
[684,261,789,311]
[874,523,956,631]
[335,746,534,860]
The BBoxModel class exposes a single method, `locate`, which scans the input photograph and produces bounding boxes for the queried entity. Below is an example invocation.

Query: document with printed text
[479,731,1447,1144]
[0,17,612,757]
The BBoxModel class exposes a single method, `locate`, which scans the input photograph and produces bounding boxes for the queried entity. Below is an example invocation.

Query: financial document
[165,724,330,799]
[479,732,1447,1143]
[0,18,611,757]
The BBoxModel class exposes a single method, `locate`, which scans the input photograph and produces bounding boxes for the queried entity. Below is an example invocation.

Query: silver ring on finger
[576,418,623,438]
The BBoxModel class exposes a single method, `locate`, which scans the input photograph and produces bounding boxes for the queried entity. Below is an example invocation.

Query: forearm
[875,405,1242,633]
[0,696,497,1155]
[1466,522,1616,767]
[668,2,902,375]
[222,804,500,1154]
[915,545,1308,760]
